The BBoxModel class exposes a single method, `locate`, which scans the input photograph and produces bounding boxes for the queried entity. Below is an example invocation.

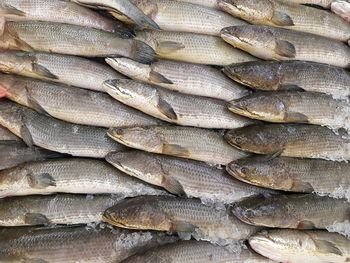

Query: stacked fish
[0,0,349,262]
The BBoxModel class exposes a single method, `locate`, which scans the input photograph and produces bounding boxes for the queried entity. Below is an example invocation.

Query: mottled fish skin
[103,195,259,244]
[249,229,350,263]
[228,91,350,130]
[0,0,125,33]
[227,156,350,196]
[103,79,254,129]
[128,0,246,36]
[0,225,178,263]
[223,61,350,99]
[0,194,123,226]
[0,51,123,92]
[225,124,350,161]
[73,0,160,29]
[106,58,249,101]
[0,158,167,198]
[221,25,350,68]
[0,75,163,127]
[0,125,19,141]
[121,240,274,263]
[218,0,350,41]
[0,142,64,171]
[232,194,350,230]
[135,30,257,66]
[0,21,156,63]
[106,151,274,204]
[0,100,125,158]
[108,126,249,165]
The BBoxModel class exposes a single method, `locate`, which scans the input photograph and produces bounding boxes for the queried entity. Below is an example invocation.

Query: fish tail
[130,40,156,64]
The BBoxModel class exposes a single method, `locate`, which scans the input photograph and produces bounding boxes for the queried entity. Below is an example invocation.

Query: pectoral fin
[20,124,34,147]
[274,40,296,58]
[162,144,190,157]
[27,173,56,189]
[271,11,294,26]
[162,175,185,195]
[314,239,343,256]
[284,112,309,123]
[157,96,177,120]
[0,4,26,16]
[297,220,315,229]
[24,213,50,225]
[172,221,195,232]
[279,84,305,91]
[31,63,58,80]
[12,37,34,52]
[149,70,173,84]
[157,41,185,54]
[26,88,49,115]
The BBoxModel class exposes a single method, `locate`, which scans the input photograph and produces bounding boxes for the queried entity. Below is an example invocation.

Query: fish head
[221,26,277,60]
[223,61,281,90]
[0,52,33,75]
[106,151,164,186]
[218,0,274,23]
[232,195,292,227]
[103,196,171,231]
[225,125,285,154]
[228,93,287,122]
[108,126,165,153]
[0,166,25,197]
[105,57,149,79]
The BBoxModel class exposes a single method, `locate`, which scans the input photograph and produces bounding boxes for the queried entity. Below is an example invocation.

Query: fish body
[106,151,273,204]
[0,194,122,226]
[0,225,177,263]
[249,229,350,263]
[0,75,163,127]
[121,240,273,263]
[228,91,350,130]
[0,0,123,33]
[233,194,350,229]
[103,195,258,244]
[0,51,123,92]
[221,25,350,68]
[227,156,350,197]
[108,126,249,165]
[0,21,155,63]
[225,124,350,161]
[104,79,253,129]
[278,0,333,8]
[129,0,246,36]
[0,100,125,158]
[73,0,160,29]
[218,0,350,41]
[106,58,249,101]
[223,61,350,99]
[0,158,167,198]
[0,142,64,171]
[136,30,256,66]
[176,0,219,8]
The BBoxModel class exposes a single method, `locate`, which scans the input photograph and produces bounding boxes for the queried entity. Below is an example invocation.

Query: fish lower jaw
[249,237,284,262]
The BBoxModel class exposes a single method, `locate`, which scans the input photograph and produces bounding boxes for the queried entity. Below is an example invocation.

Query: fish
[0,125,19,141]
[249,229,350,263]
[0,51,123,92]
[127,0,246,36]
[0,225,178,263]
[0,100,125,158]
[120,240,274,263]
[108,126,249,165]
[218,0,350,41]
[227,156,350,197]
[0,0,127,33]
[106,151,274,204]
[0,194,123,226]
[220,25,350,68]
[331,0,350,23]
[228,91,350,130]
[0,158,167,198]
[0,142,64,171]
[103,195,259,244]
[278,0,333,8]
[232,194,350,230]
[0,75,163,127]
[106,58,249,101]
[225,124,350,161]
[103,79,254,129]
[135,30,257,66]
[72,0,160,29]
[0,21,155,63]
[223,61,350,99]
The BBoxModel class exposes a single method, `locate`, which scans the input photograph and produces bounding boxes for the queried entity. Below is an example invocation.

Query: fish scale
[0,158,167,198]
[136,30,256,66]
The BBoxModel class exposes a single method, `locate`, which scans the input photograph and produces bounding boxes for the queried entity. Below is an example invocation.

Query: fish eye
[241,167,249,174]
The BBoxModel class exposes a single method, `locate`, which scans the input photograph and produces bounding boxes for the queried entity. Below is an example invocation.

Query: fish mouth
[249,234,283,262]
[227,101,249,115]
[107,128,127,143]
[231,204,254,224]
[103,79,132,98]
